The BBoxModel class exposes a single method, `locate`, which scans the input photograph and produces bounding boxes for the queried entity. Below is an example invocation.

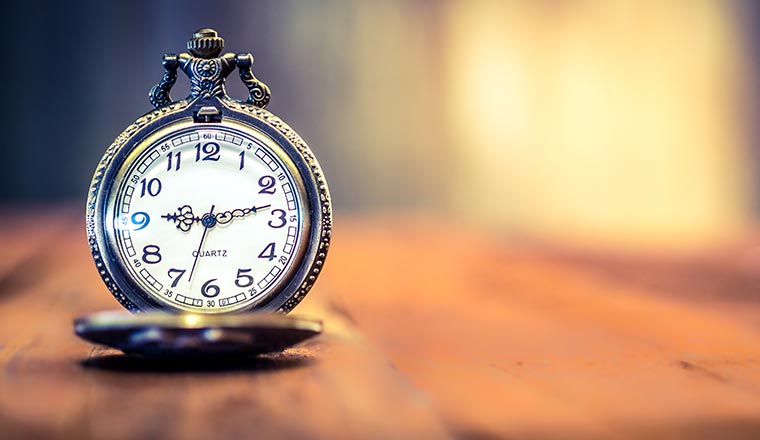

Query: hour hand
[215,204,271,225]
[161,205,201,232]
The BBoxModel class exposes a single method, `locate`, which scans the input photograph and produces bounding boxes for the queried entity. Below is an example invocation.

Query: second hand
[188,204,215,282]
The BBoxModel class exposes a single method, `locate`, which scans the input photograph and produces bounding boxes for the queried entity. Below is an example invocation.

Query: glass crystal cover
[104,121,309,313]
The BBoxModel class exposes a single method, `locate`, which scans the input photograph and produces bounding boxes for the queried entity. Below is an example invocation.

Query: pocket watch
[85,29,332,317]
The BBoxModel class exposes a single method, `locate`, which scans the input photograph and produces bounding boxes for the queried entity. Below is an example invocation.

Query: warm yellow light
[445,0,752,251]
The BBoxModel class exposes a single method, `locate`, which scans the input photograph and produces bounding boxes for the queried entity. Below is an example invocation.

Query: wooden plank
[0,212,450,440]
[0,205,80,282]
[323,218,760,439]
[4,211,760,439]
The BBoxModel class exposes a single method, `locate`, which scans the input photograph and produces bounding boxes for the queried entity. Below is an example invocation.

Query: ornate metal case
[86,29,332,314]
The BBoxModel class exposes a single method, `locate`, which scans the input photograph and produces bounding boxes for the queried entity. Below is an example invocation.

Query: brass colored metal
[149,28,271,109]
[75,311,322,357]
[82,28,331,356]
[86,29,332,315]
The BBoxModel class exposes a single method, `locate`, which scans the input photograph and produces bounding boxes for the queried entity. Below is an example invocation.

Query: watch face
[102,119,310,313]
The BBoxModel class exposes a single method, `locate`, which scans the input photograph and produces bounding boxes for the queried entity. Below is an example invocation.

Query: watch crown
[187,28,224,59]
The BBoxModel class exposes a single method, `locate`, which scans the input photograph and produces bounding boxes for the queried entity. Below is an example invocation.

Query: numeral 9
[130,212,150,230]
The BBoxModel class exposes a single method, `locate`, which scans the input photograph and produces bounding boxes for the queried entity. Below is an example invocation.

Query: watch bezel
[86,97,332,314]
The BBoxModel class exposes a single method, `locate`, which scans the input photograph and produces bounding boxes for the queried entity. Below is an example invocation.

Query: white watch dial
[105,123,309,313]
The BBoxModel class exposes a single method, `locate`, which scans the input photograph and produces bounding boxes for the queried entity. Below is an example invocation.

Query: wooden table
[2,206,760,439]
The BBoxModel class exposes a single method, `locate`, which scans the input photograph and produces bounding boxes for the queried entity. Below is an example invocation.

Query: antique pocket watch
[78,29,331,356]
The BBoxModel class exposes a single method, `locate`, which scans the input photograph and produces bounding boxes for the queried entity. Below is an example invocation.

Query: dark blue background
[1,0,356,204]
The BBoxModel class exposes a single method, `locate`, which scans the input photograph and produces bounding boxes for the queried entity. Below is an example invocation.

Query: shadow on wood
[80,349,316,374]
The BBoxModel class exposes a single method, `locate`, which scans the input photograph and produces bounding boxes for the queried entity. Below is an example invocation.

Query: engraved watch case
[86,29,332,314]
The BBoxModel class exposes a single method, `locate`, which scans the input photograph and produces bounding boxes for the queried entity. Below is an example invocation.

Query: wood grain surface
[1,207,760,439]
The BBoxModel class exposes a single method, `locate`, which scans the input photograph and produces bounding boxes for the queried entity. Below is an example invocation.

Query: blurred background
[2,0,759,252]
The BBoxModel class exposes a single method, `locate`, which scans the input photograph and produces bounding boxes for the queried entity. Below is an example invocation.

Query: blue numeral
[131,212,150,230]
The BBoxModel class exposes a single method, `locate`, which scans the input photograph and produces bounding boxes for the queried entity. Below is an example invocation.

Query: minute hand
[214,204,271,225]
